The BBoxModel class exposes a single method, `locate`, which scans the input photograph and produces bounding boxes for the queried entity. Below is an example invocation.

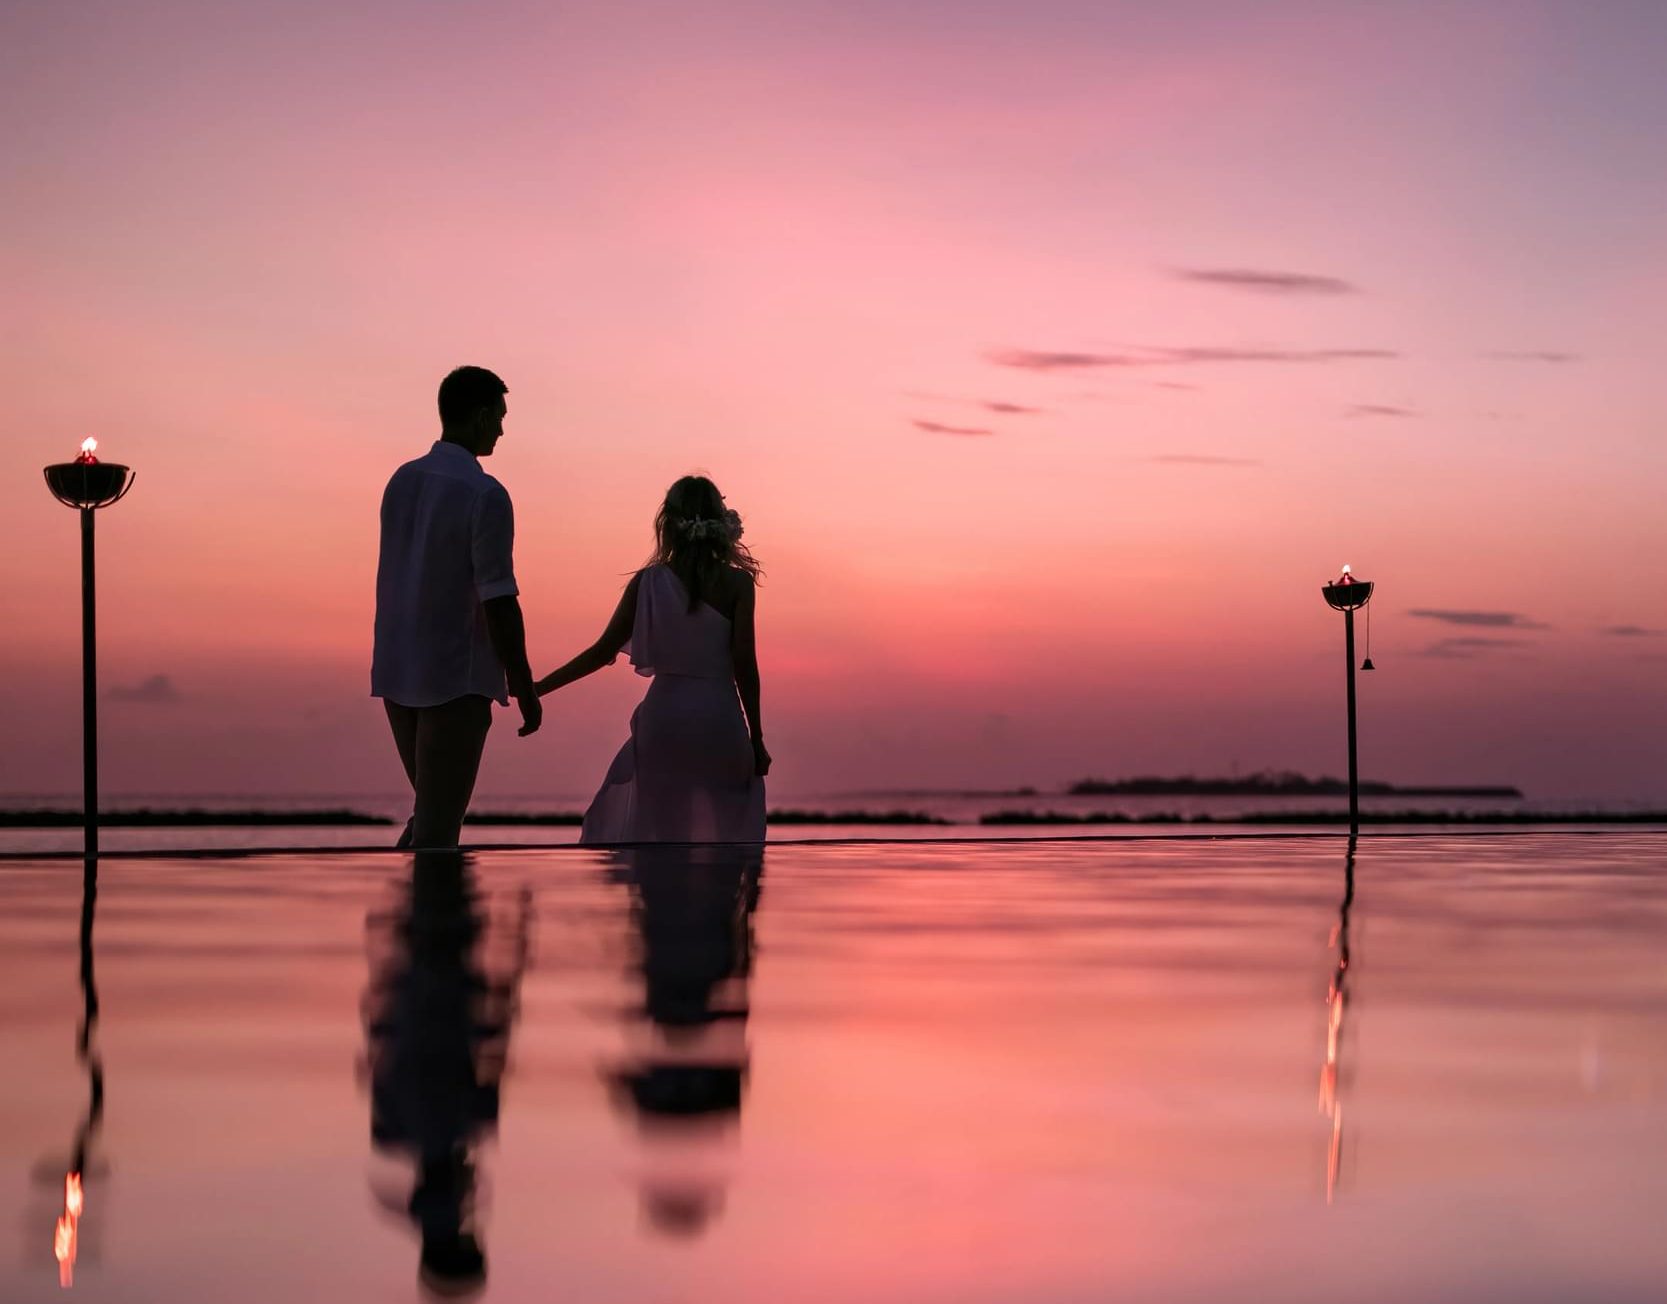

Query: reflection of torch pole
[43,440,135,860]
[1321,566,1374,836]
[47,852,104,1287]
[1319,838,1355,1203]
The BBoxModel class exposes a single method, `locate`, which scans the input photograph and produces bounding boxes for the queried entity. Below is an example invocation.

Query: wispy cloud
[108,673,181,703]
[1408,609,1550,630]
[1151,454,1261,466]
[1422,637,1529,659]
[1347,403,1418,419]
[987,346,1399,372]
[902,392,1046,416]
[1602,624,1663,637]
[1484,350,1580,363]
[1173,267,1358,295]
[981,400,1043,415]
[913,418,994,437]
[1153,381,1200,392]
[988,349,1124,371]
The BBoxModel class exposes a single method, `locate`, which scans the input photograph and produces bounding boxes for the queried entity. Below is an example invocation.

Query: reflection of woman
[537,476,769,844]
[362,851,527,1294]
[603,846,762,1237]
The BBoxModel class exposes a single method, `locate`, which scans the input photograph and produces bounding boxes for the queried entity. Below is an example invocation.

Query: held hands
[752,735,772,777]
[510,675,543,737]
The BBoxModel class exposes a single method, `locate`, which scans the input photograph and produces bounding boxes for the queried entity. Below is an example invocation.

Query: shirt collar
[430,439,480,464]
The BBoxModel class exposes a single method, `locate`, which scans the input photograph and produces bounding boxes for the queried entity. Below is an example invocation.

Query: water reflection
[1319,838,1356,1203]
[40,855,105,1288]
[601,846,763,1238]
[361,851,530,1295]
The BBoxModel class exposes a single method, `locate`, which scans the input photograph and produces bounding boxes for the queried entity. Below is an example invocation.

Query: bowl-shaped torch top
[44,462,135,509]
[1321,577,1374,611]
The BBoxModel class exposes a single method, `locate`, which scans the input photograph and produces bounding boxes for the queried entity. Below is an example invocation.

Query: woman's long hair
[648,476,762,612]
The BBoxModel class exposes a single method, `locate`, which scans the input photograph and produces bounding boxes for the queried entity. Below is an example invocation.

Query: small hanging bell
[1361,658,1375,671]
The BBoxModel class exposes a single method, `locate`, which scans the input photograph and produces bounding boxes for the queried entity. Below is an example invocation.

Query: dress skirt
[580,672,766,845]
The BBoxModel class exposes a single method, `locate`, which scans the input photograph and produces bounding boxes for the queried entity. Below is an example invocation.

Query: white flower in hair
[679,510,743,544]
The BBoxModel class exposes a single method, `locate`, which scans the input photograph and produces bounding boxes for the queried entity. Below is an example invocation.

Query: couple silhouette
[370,366,770,850]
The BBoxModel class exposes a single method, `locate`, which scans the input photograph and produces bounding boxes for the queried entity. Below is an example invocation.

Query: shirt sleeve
[471,482,520,601]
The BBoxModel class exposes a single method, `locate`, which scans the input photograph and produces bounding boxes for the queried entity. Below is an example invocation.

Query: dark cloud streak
[1347,403,1417,419]
[1175,267,1358,295]
[982,401,1042,414]
[913,418,994,437]
[108,673,181,703]
[1421,637,1529,659]
[988,346,1399,372]
[1408,609,1549,630]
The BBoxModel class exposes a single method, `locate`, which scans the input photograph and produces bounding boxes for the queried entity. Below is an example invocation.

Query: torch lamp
[44,439,136,860]
[1321,566,1374,835]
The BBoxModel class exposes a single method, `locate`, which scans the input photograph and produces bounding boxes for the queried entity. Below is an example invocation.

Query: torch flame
[75,437,99,465]
[54,1171,83,1287]
[1340,564,1351,575]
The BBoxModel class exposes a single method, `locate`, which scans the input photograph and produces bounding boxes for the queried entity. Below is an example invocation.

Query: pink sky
[2,1,1664,801]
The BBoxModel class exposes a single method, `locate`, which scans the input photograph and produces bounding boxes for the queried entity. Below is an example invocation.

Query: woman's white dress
[580,565,765,844]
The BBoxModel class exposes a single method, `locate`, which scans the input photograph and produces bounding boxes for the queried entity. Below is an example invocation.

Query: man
[372,366,541,849]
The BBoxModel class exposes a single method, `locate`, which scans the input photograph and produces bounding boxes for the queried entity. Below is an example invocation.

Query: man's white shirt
[372,440,519,707]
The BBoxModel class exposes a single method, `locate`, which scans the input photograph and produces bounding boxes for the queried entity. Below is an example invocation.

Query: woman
[537,476,769,843]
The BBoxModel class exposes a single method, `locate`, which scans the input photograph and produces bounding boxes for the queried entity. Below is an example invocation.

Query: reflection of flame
[54,1172,82,1288]
[1319,956,1346,1203]
[1319,848,1354,1207]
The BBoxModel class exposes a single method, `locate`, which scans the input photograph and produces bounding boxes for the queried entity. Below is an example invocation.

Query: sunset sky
[2,0,1664,802]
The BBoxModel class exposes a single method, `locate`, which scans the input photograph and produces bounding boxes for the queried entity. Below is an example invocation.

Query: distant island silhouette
[980,809,1666,826]
[1067,771,1523,798]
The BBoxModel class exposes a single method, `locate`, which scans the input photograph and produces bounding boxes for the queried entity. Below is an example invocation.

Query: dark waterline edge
[3,825,1666,863]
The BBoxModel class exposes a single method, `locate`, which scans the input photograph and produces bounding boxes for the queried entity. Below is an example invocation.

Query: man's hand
[513,686,543,737]
[752,736,772,777]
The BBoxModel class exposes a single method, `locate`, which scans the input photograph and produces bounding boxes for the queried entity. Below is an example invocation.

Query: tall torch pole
[1343,604,1358,835]
[81,507,99,860]
[45,439,134,863]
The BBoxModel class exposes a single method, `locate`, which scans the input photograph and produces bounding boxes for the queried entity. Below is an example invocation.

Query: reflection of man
[372,366,541,849]
[362,851,527,1295]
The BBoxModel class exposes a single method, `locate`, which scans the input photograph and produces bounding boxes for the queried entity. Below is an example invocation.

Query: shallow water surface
[2,835,1664,1302]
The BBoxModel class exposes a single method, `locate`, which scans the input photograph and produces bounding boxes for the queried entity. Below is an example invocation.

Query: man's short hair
[437,366,508,427]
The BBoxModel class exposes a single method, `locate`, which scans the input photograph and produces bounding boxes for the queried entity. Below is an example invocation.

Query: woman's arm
[729,576,770,776]
[535,572,641,697]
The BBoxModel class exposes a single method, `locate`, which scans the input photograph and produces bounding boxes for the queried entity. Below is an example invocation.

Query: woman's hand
[752,736,772,777]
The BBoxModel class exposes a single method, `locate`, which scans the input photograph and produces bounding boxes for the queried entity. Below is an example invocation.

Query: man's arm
[484,595,541,736]
[472,484,540,736]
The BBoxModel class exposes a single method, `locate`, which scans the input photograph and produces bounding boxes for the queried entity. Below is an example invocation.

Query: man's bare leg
[384,701,421,848]
[410,695,493,849]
